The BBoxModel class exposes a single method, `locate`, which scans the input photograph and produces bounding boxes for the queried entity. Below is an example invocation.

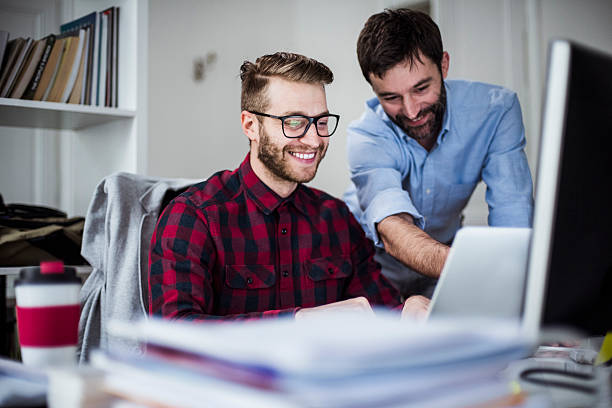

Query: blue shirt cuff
[364,189,424,247]
[488,205,533,227]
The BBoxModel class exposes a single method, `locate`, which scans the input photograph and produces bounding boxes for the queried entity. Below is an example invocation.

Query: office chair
[77,172,200,363]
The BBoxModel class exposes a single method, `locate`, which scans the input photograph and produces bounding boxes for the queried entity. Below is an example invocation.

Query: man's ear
[241,110,260,143]
[441,51,450,79]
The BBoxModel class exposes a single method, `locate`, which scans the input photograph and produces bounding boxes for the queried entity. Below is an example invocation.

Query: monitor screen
[523,39,612,341]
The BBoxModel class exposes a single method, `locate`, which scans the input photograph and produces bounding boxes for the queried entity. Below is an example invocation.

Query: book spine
[0,39,21,92]
[0,30,10,74]
[79,27,90,104]
[98,14,108,107]
[22,35,56,100]
[1,38,33,97]
[61,12,97,105]
[103,8,113,107]
[113,7,119,107]
[60,29,86,103]
[43,36,71,102]
[82,25,92,104]
[34,38,64,101]
[90,12,99,106]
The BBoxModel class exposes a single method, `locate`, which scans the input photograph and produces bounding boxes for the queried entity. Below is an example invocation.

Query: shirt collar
[438,81,452,143]
[238,153,309,216]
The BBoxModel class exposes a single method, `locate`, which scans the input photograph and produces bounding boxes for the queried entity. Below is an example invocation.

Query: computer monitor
[522,39,612,342]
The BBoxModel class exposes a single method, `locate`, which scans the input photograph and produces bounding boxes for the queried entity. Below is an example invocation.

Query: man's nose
[403,96,420,119]
[299,124,321,147]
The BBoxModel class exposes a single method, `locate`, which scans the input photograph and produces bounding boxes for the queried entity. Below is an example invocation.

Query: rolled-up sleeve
[347,124,424,247]
[482,94,534,227]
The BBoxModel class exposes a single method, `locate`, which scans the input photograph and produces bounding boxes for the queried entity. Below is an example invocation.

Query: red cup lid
[40,261,64,274]
[15,263,81,286]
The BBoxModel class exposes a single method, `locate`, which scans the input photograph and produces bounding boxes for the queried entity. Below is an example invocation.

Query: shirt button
[328,268,334,275]
[281,228,287,234]
[283,270,289,277]
[426,188,431,194]
[246,277,253,285]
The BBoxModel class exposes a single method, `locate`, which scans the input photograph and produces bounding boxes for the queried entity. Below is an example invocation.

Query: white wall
[147,0,381,198]
[3,0,610,217]
[437,0,531,224]
[539,0,612,59]
[436,0,612,225]
[147,0,612,221]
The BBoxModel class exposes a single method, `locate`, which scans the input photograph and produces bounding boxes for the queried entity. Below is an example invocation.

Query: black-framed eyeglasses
[248,111,340,138]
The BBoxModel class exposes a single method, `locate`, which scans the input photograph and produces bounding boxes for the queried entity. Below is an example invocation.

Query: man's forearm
[376,213,449,278]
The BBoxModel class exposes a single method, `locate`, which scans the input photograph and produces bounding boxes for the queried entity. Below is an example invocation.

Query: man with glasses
[149,52,429,321]
[344,9,534,299]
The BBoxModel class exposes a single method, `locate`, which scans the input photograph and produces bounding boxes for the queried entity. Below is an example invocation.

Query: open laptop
[426,226,531,321]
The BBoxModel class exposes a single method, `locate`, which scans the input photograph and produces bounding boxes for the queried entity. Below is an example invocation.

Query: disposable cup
[15,261,81,367]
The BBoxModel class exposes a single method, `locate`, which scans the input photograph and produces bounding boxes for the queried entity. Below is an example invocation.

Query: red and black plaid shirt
[148,154,401,320]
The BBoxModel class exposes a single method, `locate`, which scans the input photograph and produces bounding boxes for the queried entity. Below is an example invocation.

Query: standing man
[344,9,534,298]
[149,52,428,321]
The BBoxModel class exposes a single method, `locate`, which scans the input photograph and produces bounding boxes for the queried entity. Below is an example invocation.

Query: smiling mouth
[288,151,316,160]
[406,111,431,126]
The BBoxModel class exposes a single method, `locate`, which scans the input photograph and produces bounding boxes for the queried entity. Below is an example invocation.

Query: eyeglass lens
[282,115,338,138]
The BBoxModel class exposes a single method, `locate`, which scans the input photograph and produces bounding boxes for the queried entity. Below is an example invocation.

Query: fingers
[401,295,430,321]
[342,296,374,313]
[295,297,374,320]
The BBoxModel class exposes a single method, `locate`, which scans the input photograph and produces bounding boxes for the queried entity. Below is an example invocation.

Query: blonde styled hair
[240,52,333,112]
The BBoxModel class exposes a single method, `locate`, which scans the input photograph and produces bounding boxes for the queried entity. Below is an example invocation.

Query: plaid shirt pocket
[225,264,276,289]
[306,256,353,281]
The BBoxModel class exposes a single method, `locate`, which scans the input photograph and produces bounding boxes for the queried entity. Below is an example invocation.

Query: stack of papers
[47,366,111,408]
[0,357,47,407]
[91,311,532,407]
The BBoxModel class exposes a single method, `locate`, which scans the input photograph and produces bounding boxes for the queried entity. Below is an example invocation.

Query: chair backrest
[77,172,199,363]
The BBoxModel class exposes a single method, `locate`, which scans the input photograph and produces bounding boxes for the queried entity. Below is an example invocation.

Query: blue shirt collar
[439,81,452,143]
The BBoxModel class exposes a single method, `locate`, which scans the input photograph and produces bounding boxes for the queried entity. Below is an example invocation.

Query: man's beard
[392,84,447,143]
[257,128,327,184]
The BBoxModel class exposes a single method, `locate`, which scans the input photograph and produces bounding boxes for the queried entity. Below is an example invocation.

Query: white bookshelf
[0,0,148,216]
[0,97,135,129]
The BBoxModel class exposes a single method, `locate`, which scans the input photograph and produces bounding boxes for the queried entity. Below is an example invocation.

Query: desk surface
[1,354,608,408]
[502,357,610,408]
[0,265,93,276]
[0,265,92,299]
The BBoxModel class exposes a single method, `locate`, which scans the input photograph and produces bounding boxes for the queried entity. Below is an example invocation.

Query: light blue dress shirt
[344,79,534,248]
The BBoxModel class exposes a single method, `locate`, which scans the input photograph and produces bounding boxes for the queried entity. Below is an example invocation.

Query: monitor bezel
[521,39,571,343]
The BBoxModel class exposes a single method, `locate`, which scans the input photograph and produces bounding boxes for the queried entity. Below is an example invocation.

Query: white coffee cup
[15,261,81,367]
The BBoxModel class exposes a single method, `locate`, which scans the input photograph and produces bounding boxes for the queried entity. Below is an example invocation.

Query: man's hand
[295,297,375,320]
[401,295,430,320]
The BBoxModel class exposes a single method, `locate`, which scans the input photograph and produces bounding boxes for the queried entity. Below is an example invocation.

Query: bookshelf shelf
[0,265,93,276]
[0,97,135,130]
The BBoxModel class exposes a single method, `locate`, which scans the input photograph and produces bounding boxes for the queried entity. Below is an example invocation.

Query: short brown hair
[357,8,443,83]
[240,52,333,112]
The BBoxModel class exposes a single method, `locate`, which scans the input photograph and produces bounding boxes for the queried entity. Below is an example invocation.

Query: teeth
[291,152,315,160]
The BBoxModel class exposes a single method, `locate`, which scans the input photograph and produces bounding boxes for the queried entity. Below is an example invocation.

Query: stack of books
[0,6,119,107]
[90,312,533,407]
